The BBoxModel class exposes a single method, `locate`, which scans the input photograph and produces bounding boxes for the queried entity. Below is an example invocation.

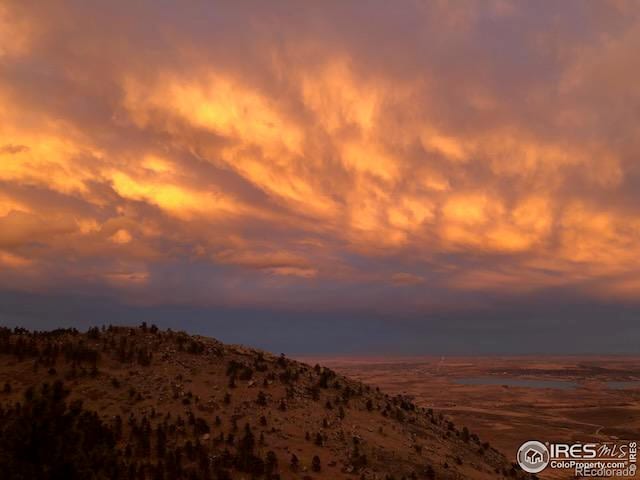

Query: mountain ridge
[0,324,533,480]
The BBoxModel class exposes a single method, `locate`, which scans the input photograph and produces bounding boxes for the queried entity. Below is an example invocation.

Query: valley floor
[300,356,640,480]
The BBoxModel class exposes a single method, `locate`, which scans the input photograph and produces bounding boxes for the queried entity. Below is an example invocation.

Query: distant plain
[300,356,640,479]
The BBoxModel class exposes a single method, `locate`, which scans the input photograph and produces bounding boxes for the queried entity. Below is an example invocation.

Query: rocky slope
[0,325,533,479]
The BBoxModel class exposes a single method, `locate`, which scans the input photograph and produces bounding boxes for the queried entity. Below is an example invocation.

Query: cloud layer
[2,0,640,323]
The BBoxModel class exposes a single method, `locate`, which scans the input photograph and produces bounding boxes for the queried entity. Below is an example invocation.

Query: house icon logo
[526,449,542,463]
[517,440,550,473]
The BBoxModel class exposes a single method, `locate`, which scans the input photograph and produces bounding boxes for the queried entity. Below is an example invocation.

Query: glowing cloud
[1,0,640,315]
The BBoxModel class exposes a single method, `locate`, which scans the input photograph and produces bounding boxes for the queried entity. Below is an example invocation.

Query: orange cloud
[0,4,33,58]
[1,0,640,312]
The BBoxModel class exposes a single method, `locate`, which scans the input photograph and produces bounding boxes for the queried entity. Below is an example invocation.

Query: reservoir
[454,377,578,389]
[454,377,640,390]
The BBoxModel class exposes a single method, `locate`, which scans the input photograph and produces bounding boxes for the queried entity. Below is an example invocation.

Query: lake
[454,377,640,390]
[606,381,640,389]
[454,377,578,389]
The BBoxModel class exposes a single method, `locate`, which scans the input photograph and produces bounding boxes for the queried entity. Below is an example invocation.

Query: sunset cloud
[1,0,640,319]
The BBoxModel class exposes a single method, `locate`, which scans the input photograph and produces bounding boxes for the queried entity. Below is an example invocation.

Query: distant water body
[606,380,640,389]
[454,377,578,389]
[454,377,640,390]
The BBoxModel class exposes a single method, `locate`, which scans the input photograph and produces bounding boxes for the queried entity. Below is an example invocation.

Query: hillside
[0,325,533,480]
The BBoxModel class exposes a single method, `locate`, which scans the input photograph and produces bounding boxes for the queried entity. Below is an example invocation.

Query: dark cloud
[0,1,639,352]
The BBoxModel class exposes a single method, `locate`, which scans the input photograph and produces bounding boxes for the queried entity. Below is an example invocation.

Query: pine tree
[290,453,299,471]
[265,450,278,476]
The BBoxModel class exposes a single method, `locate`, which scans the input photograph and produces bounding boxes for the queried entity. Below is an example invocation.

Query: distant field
[298,356,640,479]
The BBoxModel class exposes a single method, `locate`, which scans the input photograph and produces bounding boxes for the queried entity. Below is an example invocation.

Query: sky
[1,1,640,354]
